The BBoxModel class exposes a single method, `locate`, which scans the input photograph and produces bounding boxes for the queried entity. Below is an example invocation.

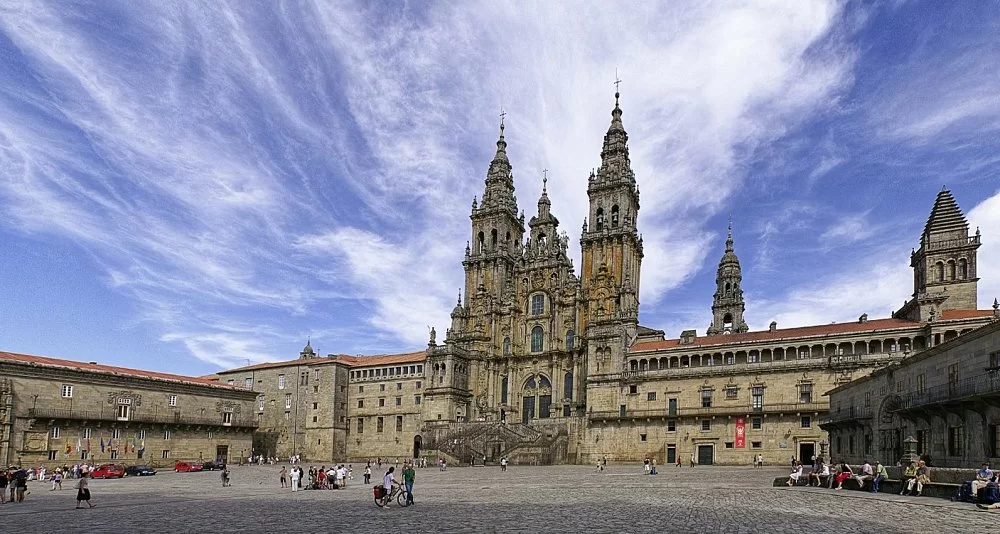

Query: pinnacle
[923,188,968,236]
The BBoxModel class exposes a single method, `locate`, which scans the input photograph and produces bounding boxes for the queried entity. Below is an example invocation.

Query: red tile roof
[219,350,427,374]
[632,309,995,353]
[631,317,922,353]
[0,351,240,390]
[939,309,995,320]
[335,351,426,367]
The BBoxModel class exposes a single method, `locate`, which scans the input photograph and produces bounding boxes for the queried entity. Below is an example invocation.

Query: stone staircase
[428,421,548,464]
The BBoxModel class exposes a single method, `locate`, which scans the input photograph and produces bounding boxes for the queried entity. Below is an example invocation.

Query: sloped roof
[939,309,994,320]
[219,350,427,374]
[0,351,238,390]
[632,318,921,353]
[923,189,968,236]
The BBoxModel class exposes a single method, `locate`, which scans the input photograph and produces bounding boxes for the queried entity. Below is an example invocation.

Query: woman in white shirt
[383,466,396,493]
[786,463,804,486]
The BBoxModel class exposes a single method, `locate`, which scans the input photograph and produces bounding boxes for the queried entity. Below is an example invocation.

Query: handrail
[896,372,1000,411]
[26,407,258,428]
[587,402,828,420]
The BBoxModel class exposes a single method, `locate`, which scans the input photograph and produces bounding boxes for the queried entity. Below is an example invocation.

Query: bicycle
[374,482,410,507]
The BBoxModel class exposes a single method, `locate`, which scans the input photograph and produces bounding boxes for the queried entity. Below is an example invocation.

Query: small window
[227,379,234,386]
[314,369,320,381]
[800,416,811,429]
[116,404,130,421]
[725,442,734,449]
[629,384,638,395]
[531,294,545,315]
[799,384,813,404]
[244,377,253,390]
[667,420,676,432]
[414,395,421,405]
[701,389,712,408]
[48,450,57,461]
[531,326,544,352]
[50,427,61,439]
[312,402,318,410]
[701,419,711,431]
[396,415,403,432]
[357,399,364,408]
[61,385,73,398]
[397,382,403,390]
[285,393,292,409]
[112,428,121,439]
[357,418,364,434]
[640,434,647,442]
[164,430,171,440]
[751,441,762,449]
[169,395,178,407]
[646,392,656,401]
[138,429,145,440]
[395,397,402,406]
[380,384,386,392]
[725,387,737,399]
[278,374,286,389]
[379,398,386,407]
[162,450,170,459]
[84,428,92,439]
[751,417,762,430]
[416,381,422,389]
[359,386,364,393]
[312,416,317,423]
[377,417,384,433]
[222,412,233,426]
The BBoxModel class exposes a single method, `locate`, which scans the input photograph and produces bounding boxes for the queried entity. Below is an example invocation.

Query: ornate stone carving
[107,391,142,407]
[215,400,241,414]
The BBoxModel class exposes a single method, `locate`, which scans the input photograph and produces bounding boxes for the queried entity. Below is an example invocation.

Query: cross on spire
[614,69,622,105]
[542,168,549,191]
[499,107,506,129]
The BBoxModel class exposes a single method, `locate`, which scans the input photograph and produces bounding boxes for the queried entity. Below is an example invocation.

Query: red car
[174,461,203,473]
[90,464,125,479]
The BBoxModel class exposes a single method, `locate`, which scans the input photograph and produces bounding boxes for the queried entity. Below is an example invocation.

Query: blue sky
[0,1,998,376]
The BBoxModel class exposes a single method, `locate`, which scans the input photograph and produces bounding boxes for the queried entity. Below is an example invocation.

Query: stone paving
[1,464,994,533]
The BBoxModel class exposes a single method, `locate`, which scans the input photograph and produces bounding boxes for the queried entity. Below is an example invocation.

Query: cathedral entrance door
[697,445,714,466]
[522,396,535,424]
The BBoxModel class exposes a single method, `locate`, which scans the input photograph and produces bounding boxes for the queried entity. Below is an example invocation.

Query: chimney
[859,313,868,324]
[769,321,777,332]
[88,361,97,365]
[680,330,697,345]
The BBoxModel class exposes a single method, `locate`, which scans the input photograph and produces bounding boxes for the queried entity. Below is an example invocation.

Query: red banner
[735,417,746,448]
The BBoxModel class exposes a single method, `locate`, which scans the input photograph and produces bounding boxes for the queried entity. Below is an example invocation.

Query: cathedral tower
[897,188,981,321]
[454,119,526,342]
[581,91,643,376]
[707,221,749,335]
[580,91,643,326]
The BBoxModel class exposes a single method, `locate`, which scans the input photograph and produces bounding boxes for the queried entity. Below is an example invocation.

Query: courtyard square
[1,464,994,533]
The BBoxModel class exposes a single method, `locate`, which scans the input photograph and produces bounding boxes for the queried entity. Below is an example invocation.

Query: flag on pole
[100,437,105,453]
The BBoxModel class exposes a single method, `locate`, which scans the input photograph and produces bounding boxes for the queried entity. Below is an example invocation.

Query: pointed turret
[708,219,749,335]
[897,188,981,321]
[592,91,636,188]
[300,338,315,359]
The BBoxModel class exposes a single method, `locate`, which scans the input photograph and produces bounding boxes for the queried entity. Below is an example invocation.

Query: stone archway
[877,395,903,464]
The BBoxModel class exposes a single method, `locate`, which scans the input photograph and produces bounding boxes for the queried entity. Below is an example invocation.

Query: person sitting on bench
[834,462,854,490]
[809,462,830,487]
[787,462,804,486]
[905,460,929,496]
[854,460,873,490]
[899,461,918,495]
[971,462,994,497]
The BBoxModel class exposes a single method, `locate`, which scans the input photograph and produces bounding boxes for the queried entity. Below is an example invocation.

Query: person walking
[290,466,300,492]
[500,456,508,472]
[364,464,372,485]
[403,462,415,506]
[0,468,8,504]
[75,474,94,508]
[221,467,231,487]
[279,466,287,488]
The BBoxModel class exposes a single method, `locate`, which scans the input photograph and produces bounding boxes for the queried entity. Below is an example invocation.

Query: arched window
[538,376,552,419]
[564,372,573,401]
[502,336,511,356]
[725,282,731,296]
[565,330,575,350]
[477,231,485,253]
[596,208,604,231]
[959,258,968,279]
[531,326,544,352]
[539,232,547,247]
[611,205,620,227]
[531,294,545,316]
[491,229,498,249]
[629,359,637,371]
[947,260,956,281]
[500,376,508,405]
[936,262,944,282]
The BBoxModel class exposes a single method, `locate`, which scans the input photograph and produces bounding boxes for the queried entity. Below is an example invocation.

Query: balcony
[25,407,258,428]
[588,402,828,421]
[618,352,904,380]
[895,372,1000,412]
[818,405,872,427]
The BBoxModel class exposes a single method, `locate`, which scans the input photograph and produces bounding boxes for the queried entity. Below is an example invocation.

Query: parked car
[201,459,226,471]
[124,465,157,476]
[174,462,204,473]
[90,464,126,479]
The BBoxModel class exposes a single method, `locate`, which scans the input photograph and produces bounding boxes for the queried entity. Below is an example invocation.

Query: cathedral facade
[214,94,996,466]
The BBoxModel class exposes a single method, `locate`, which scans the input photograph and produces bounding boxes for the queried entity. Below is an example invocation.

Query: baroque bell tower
[707,221,749,335]
[581,90,643,375]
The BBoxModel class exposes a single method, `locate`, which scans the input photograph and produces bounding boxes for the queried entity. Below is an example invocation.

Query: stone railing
[620,352,903,380]
[896,372,1000,411]
[587,401,827,421]
[818,405,872,426]
[26,407,257,428]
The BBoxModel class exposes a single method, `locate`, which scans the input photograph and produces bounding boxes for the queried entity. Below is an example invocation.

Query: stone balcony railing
[26,407,258,428]
[818,405,873,426]
[587,401,828,421]
[615,352,902,382]
[896,371,1000,412]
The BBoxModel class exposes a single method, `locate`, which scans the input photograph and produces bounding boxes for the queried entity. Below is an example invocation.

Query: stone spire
[592,90,636,187]
[708,220,749,335]
[300,338,315,359]
[921,188,969,245]
[479,117,518,213]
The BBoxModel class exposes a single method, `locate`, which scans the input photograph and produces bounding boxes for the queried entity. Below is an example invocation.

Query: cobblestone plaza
[2,465,993,533]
